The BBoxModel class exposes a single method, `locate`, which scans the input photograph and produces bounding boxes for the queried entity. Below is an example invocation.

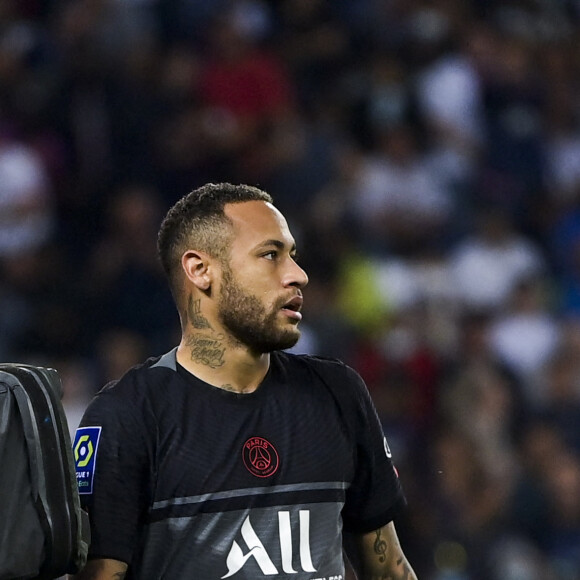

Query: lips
[283,296,303,311]
[280,295,303,320]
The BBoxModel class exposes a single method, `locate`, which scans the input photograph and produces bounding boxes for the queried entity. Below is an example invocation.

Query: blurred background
[2,0,580,577]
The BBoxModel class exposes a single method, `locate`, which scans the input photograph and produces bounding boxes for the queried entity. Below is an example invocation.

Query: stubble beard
[217,265,301,354]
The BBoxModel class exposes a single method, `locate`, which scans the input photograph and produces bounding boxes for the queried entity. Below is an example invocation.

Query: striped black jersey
[74,349,405,579]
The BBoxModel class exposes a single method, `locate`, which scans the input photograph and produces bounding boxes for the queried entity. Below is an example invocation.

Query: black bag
[0,364,90,580]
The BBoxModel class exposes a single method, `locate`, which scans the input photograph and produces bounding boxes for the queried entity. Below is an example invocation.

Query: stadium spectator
[488,277,561,405]
[449,207,546,312]
[0,130,53,257]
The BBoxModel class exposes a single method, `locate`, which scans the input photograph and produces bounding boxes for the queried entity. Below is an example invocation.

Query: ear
[181,250,212,291]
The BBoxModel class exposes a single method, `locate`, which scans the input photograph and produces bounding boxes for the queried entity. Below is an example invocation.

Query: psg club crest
[243,437,279,478]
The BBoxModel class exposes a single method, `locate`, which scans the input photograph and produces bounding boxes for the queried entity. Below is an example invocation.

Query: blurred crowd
[2,0,580,577]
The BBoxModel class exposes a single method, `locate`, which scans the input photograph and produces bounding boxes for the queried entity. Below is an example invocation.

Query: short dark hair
[157,182,273,297]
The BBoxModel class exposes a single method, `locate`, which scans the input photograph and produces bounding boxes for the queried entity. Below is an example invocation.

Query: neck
[176,330,270,394]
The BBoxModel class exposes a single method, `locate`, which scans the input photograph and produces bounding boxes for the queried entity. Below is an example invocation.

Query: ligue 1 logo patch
[73,426,101,494]
[243,437,279,478]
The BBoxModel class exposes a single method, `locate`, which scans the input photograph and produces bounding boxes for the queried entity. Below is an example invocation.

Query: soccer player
[71,183,418,580]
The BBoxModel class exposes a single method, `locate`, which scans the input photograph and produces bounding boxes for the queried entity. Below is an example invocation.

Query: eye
[262,251,278,261]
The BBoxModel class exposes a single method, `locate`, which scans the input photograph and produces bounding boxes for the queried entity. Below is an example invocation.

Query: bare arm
[345,522,418,580]
[69,558,128,580]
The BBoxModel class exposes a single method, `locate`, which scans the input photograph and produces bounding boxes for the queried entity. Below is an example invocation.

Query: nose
[285,258,309,289]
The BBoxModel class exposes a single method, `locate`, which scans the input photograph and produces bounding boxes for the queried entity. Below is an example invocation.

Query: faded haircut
[157,182,273,300]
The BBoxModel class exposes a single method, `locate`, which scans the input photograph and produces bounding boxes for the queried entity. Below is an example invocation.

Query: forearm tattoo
[374,529,388,563]
[396,558,413,580]
[367,560,414,580]
[367,531,417,580]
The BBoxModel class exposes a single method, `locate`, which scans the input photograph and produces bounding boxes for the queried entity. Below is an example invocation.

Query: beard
[217,265,301,353]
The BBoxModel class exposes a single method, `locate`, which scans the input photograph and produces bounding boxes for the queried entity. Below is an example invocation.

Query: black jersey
[73,349,404,579]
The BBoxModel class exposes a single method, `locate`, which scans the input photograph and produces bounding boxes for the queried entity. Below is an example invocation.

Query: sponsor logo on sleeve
[384,436,399,477]
[383,436,392,458]
[73,426,102,494]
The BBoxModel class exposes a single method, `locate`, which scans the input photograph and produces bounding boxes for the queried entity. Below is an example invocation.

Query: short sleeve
[75,385,154,564]
[340,367,405,533]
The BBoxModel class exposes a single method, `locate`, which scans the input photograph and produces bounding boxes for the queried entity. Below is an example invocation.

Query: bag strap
[0,365,89,577]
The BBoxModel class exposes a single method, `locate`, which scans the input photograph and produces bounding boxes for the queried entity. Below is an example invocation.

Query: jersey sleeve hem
[342,495,406,534]
[86,550,131,566]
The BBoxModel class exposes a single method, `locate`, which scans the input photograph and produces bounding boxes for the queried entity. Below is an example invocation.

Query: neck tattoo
[220,383,254,394]
[185,333,226,369]
[184,295,226,368]
[185,294,226,369]
[187,296,212,329]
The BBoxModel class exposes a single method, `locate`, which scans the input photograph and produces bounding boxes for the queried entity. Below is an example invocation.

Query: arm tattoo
[361,527,417,580]
[373,529,387,563]
[367,560,413,580]
[186,334,225,368]
[397,558,413,580]
[187,296,212,329]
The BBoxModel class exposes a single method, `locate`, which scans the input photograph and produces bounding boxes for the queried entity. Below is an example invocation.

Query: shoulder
[84,350,180,422]
[275,353,380,443]
[274,350,353,374]
[98,350,178,396]
[274,351,367,400]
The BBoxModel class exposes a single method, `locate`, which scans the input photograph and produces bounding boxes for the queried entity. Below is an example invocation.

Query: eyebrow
[256,239,297,253]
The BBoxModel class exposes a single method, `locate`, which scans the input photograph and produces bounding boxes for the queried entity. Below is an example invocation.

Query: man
[72,183,418,580]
